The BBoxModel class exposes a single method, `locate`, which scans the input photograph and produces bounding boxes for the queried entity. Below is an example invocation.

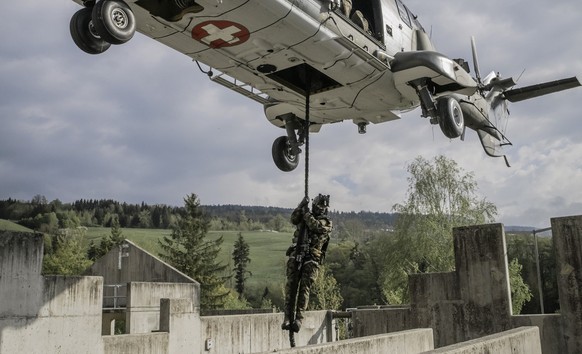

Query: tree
[326,241,383,308]
[379,155,497,304]
[232,232,251,299]
[509,258,533,314]
[43,229,92,275]
[308,265,343,311]
[87,215,125,261]
[158,193,229,309]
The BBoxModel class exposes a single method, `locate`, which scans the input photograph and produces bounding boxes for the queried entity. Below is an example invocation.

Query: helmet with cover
[312,194,330,216]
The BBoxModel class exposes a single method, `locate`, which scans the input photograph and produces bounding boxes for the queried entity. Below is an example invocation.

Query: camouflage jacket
[289,206,332,263]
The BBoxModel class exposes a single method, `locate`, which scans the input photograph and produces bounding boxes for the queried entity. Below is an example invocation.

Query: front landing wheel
[92,0,136,45]
[70,7,111,54]
[272,136,300,172]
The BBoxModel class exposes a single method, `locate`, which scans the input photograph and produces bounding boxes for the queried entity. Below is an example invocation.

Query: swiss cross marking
[192,20,250,48]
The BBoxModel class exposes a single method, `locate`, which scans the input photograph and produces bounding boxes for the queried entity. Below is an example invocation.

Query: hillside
[0,197,398,232]
[0,219,33,232]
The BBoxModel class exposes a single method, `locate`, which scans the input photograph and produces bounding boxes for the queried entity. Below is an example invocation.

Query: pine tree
[110,215,124,244]
[158,193,229,309]
[87,214,125,261]
[232,232,251,298]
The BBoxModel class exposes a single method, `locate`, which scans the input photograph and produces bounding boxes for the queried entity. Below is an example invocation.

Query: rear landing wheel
[70,7,111,54]
[438,97,464,139]
[272,136,300,172]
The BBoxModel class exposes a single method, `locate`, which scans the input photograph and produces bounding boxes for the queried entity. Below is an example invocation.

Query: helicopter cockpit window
[395,0,411,28]
[407,7,425,32]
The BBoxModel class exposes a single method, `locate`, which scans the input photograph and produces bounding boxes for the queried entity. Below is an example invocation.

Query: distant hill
[203,204,397,230]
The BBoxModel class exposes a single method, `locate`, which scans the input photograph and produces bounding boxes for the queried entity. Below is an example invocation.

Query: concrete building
[351,215,582,354]
[7,213,582,353]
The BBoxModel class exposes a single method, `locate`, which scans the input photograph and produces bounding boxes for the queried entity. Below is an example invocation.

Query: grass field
[86,227,292,291]
[0,219,33,232]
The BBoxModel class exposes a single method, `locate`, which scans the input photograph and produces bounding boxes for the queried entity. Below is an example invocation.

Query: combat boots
[281,314,291,330]
[291,318,302,332]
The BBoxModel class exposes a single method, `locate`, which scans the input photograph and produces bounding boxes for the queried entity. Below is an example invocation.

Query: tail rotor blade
[504,76,581,102]
[471,36,482,84]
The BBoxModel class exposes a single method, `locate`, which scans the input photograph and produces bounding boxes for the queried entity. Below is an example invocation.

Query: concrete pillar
[453,223,512,340]
[409,272,464,347]
[551,215,582,354]
[160,298,200,354]
[0,232,44,318]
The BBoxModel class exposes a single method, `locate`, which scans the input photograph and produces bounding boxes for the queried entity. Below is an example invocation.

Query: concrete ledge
[421,326,541,354]
[257,328,434,354]
[102,332,169,354]
[201,310,331,353]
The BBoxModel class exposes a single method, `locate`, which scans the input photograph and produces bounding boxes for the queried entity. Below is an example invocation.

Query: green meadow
[0,219,33,232]
[86,227,292,290]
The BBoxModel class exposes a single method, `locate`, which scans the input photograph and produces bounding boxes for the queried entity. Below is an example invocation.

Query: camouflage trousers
[284,257,319,320]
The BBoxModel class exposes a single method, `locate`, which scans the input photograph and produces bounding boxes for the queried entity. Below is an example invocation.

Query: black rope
[288,76,311,349]
[304,82,310,200]
[289,328,296,347]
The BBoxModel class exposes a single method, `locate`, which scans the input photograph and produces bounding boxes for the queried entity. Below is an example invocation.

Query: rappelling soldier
[282,194,333,332]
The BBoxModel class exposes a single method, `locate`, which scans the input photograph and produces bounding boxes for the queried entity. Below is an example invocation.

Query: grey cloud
[1,0,581,226]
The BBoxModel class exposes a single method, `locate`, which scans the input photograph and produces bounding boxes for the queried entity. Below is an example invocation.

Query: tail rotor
[466,36,580,166]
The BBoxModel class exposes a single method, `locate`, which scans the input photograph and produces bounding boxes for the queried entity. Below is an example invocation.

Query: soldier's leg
[282,257,299,330]
[342,0,352,16]
[293,261,319,331]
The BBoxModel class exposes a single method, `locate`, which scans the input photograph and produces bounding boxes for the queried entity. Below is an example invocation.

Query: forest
[0,195,396,235]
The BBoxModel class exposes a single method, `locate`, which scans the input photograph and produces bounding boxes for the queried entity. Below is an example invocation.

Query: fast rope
[289,77,311,349]
[304,81,310,200]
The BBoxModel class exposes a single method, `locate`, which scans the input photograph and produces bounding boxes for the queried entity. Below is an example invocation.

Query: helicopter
[68,0,580,171]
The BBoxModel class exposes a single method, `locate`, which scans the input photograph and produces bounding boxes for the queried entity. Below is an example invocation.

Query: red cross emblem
[192,20,250,48]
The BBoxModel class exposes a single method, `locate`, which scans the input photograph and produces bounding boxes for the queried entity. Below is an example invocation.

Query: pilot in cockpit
[341,0,371,35]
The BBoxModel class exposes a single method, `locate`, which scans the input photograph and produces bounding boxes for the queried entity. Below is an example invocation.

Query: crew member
[282,194,333,332]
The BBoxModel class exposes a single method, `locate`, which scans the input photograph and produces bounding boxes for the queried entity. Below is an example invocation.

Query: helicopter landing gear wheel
[272,136,300,172]
[92,0,136,45]
[438,97,464,139]
[70,7,111,54]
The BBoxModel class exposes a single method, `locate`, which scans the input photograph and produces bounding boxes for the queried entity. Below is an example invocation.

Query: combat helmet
[312,194,330,216]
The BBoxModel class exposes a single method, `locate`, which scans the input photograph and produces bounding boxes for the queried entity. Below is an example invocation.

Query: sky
[0,0,581,228]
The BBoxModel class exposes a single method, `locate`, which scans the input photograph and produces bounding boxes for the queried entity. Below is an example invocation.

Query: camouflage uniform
[283,196,332,331]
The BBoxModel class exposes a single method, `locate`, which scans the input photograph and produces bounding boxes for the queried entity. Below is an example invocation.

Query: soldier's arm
[303,212,332,233]
[291,207,304,225]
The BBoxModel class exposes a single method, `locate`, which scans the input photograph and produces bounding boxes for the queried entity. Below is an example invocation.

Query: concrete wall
[103,332,169,354]
[551,215,582,353]
[256,329,434,354]
[453,223,513,338]
[511,314,564,354]
[0,232,104,354]
[127,282,199,334]
[200,310,333,353]
[422,327,541,354]
[160,298,200,353]
[352,216,582,354]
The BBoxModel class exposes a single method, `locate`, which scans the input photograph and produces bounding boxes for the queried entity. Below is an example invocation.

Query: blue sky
[0,0,581,227]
